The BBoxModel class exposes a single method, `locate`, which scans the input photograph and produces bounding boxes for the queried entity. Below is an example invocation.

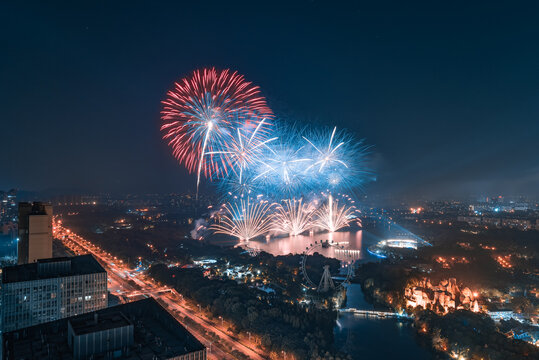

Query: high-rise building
[0,255,108,332]
[2,298,207,360]
[17,202,53,264]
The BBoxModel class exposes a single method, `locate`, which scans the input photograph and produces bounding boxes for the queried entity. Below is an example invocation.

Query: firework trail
[161,68,273,192]
[302,126,371,192]
[211,197,274,241]
[272,198,315,236]
[251,140,311,198]
[314,194,357,232]
[304,127,347,173]
[207,117,277,184]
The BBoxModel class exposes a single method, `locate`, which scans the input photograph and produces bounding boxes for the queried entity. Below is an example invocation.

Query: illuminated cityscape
[1,2,539,360]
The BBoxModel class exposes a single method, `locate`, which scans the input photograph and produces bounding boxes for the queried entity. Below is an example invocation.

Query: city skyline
[2,1,539,197]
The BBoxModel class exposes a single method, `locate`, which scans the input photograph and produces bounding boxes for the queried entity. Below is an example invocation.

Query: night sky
[2,1,539,198]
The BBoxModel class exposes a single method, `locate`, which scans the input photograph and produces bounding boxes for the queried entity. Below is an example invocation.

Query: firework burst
[272,198,315,236]
[252,140,311,198]
[304,127,347,173]
[302,126,371,192]
[160,68,375,241]
[314,194,358,232]
[211,197,274,241]
[207,118,277,184]
[161,68,273,191]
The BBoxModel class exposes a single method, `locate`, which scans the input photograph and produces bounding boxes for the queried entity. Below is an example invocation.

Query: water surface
[240,230,380,262]
[335,284,432,359]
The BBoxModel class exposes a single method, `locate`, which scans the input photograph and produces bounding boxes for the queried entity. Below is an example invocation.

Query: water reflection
[336,284,430,359]
[240,230,379,262]
[335,313,431,359]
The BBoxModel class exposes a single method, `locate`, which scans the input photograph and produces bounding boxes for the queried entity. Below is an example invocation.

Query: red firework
[161,68,273,186]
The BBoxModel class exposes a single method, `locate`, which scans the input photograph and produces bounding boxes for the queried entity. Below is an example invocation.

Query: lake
[236,230,380,262]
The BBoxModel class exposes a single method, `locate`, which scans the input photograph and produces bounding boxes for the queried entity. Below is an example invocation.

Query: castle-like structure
[405,278,480,314]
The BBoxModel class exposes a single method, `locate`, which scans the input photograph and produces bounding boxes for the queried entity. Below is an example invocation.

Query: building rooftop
[69,311,132,336]
[2,297,206,359]
[1,254,105,284]
[18,201,51,216]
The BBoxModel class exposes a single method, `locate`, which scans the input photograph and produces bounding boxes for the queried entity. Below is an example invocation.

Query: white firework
[272,198,315,236]
[314,194,356,232]
[211,197,274,241]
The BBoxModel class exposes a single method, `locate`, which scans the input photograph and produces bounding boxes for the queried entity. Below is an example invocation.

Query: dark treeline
[356,261,420,311]
[415,310,539,359]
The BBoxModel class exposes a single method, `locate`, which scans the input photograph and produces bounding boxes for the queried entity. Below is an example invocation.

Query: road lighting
[219,316,223,326]
[197,304,201,312]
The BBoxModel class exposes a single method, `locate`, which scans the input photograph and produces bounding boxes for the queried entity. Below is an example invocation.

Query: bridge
[124,288,173,298]
[339,308,412,319]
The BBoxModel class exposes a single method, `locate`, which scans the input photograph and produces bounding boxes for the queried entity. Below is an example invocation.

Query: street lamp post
[219,316,223,326]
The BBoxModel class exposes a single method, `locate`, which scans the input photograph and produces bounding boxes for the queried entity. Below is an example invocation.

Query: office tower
[17,202,53,264]
[0,255,108,332]
[2,298,207,360]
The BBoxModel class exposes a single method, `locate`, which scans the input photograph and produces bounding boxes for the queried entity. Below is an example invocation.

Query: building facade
[0,255,107,332]
[17,202,53,264]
